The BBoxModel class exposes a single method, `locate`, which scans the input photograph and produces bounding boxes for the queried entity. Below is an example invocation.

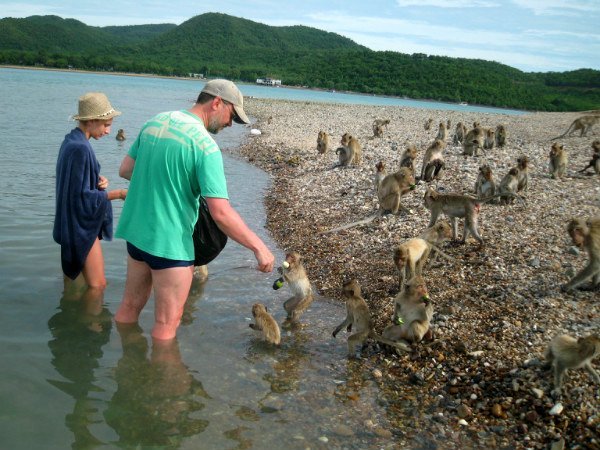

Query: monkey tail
[371,332,411,352]
[429,244,455,262]
[320,211,382,234]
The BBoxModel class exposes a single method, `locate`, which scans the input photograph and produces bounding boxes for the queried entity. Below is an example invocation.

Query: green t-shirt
[116,110,228,260]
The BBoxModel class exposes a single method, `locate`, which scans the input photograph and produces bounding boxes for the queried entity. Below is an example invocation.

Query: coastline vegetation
[1,13,599,112]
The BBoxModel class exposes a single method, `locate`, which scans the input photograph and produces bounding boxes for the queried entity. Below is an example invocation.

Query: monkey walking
[424,188,497,245]
[561,216,600,292]
[545,334,600,395]
[249,303,281,345]
[278,252,314,323]
[551,115,600,140]
[332,279,409,357]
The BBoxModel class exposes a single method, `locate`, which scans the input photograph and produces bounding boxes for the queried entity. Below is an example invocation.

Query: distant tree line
[1,13,598,112]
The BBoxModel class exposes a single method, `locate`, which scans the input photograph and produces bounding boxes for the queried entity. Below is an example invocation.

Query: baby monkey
[249,303,281,345]
[545,334,600,395]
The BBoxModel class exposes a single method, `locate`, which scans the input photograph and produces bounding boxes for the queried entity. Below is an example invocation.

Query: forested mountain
[0,13,598,111]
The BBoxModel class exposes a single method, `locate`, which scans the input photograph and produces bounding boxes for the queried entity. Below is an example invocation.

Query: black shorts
[126,242,193,270]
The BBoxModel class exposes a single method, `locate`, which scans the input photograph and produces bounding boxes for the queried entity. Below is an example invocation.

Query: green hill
[0,12,598,111]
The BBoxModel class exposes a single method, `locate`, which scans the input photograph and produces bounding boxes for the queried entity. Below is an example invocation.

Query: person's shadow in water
[104,322,211,448]
[46,287,113,450]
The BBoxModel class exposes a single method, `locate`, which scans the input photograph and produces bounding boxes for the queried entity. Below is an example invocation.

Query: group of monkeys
[248,113,600,396]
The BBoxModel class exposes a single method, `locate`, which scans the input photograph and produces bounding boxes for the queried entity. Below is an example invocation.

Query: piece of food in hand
[272,277,285,290]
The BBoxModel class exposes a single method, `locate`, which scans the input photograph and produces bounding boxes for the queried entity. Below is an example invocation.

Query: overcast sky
[1,0,598,73]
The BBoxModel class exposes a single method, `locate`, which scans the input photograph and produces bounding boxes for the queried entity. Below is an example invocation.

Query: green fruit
[272,277,285,290]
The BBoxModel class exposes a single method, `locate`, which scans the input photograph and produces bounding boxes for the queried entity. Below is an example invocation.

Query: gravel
[236,97,600,448]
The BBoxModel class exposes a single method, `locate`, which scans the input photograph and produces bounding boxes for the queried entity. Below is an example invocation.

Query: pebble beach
[235,98,599,448]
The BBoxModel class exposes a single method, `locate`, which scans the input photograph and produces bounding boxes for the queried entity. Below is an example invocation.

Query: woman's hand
[98,175,109,190]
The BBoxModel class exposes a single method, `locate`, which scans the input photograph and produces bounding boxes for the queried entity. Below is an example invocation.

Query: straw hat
[201,79,249,124]
[73,92,121,121]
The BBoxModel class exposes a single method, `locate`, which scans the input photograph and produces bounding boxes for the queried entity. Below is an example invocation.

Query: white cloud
[510,0,598,15]
[395,0,498,7]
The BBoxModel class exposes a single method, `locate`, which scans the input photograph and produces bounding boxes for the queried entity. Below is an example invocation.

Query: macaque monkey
[561,216,600,291]
[579,140,600,175]
[446,119,452,130]
[453,122,467,145]
[498,168,519,205]
[279,252,314,322]
[516,156,530,191]
[378,167,416,214]
[424,118,433,131]
[116,129,126,141]
[551,115,600,140]
[393,221,453,287]
[436,122,448,142]
[495,124,507,147]
[420,139,446,182]
[249,303,281,345]
[424,188,489,245]
[463,126,485,156]
[340,133,362,165]
[483,128,495,150]
[374,161,387,191]
[549,142,568,179]
[474,164,497,199]
[399,143,418,176]
[332,279,409,356]
[317,130,329,154]
[545,334,600,394]
[336,146,352,167]
[383,276,433,344]
[373,119,389,138]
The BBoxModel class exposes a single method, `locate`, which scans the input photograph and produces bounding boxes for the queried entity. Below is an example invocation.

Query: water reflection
[104,323,210,448]
[46,289,112,449]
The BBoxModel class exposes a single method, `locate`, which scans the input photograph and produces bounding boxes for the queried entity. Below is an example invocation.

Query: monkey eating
[332,279,409,357]
[278,252,314,323]
[383,276,433,344]
[249,303,281,345]
[544,334,600,395]
[561,216,600,292]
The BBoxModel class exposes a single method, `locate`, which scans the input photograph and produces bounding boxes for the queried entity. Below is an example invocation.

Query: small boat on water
[459,102,468,106]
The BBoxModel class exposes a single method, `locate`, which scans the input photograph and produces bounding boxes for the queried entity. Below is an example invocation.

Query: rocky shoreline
[236,98,599,449]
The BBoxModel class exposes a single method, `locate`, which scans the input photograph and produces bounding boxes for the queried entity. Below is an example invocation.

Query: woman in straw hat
[53,92,127,297]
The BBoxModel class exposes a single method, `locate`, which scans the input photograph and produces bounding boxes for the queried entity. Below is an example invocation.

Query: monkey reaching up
[332,279,409,357]
[561,217,600,292]
[545,334,600,395]
[249,303,281,345]
[278,252,314,322]
[383,276,433,344]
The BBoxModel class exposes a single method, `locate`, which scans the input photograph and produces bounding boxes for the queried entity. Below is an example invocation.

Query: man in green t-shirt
[114,79,275,340]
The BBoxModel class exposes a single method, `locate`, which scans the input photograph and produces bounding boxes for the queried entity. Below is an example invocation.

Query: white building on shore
[256,78,282,86]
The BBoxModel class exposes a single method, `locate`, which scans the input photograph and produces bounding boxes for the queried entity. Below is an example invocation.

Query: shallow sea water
[0,68,523,449]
